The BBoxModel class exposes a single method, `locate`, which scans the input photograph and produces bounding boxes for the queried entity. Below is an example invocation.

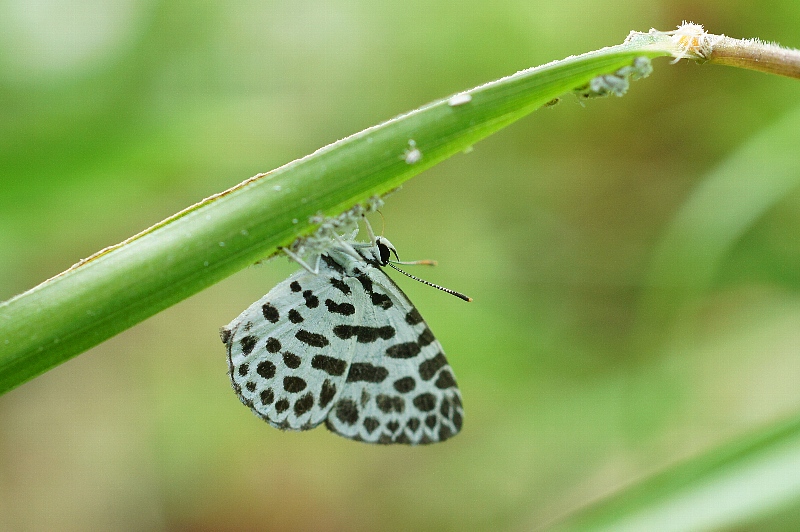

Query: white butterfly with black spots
[221,219,469,444]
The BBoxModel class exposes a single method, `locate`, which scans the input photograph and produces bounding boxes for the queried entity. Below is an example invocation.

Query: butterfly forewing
[323,268,463,444]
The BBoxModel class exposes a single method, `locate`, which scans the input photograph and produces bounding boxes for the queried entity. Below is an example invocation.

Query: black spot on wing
[406,418,420,432]
[282,352,301,369]
[417,327,435,347]
[266,337,281,353]
[333,325,395,343]
[386,420,400,433]
[356,274,373,294]
[425,415,437,428]
[371,292,392,309]
[320,254,345,274]
[376,395,404,414]
[393,376,416,393]
[237,363,249,377]
[378,325,396,340]
[294,392,314,416]
[413,393,437,412]
[354,270,392,310]
[296,330,329,347]
[359,388,371,407]
[260,388,274,405]
[283,376,307,393]
[405,308,423,325]
[330,277,351,295]
[275,399,290,413]
[452,394,462,409]
[319,379,337,408]
[439,425,453,441]
[302,290,319,308]
[435,370,457,390]
[331,277,351,296]
[288,309,304,323]
[311,355,347,376]
[257,360,276,379]
[346,363,389,383]
[439,398,452,418]
[363,417,380,434]
[290,281,301,292]
[419,352,447,380]
[245,381,256,392]
[334,399,359,425]
[452,409,463,431]
[325,299,355,316]
[262,302,279,323]
[240,335,257,355]
[386,342,421,359]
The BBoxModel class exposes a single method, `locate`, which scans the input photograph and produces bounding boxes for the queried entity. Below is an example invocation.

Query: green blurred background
[2,1,800,530]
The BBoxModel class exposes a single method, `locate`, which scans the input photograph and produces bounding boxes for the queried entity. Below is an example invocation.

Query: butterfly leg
[363,216,377,246]
[323,232,361,262]
[349,216,378,251]
[282,248,322,274]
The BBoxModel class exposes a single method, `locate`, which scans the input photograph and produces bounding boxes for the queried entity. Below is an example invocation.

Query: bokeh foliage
[1,1,799,530]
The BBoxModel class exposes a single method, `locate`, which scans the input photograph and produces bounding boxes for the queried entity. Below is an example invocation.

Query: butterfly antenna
[387,263,472,302]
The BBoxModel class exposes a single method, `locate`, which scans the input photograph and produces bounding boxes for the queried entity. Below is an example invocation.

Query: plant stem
[708,36,800,79]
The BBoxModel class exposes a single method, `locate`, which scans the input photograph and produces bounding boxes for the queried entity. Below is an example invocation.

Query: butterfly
[221,217,470,444]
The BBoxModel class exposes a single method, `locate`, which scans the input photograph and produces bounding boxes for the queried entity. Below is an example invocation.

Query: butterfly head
[375,236,399,266]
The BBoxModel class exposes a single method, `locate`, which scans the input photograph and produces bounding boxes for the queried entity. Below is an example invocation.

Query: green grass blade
[549,414,800,531]
[0,39,669,394]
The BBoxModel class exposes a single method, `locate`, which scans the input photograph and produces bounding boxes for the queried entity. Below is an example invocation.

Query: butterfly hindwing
[223,269,360,430]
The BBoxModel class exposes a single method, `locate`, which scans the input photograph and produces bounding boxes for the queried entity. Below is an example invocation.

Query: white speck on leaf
[448,93,472,106]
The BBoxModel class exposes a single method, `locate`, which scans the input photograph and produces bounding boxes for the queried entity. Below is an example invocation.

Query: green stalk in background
[549,415,800,531]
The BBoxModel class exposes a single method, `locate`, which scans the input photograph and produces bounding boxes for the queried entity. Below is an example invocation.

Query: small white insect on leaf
[221,213,470,445]
[575,56,653,99]
[403,139,422,165]
[590,74,630,97]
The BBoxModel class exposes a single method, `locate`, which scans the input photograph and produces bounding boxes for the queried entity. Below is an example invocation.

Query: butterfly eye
[376,239,392,265]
